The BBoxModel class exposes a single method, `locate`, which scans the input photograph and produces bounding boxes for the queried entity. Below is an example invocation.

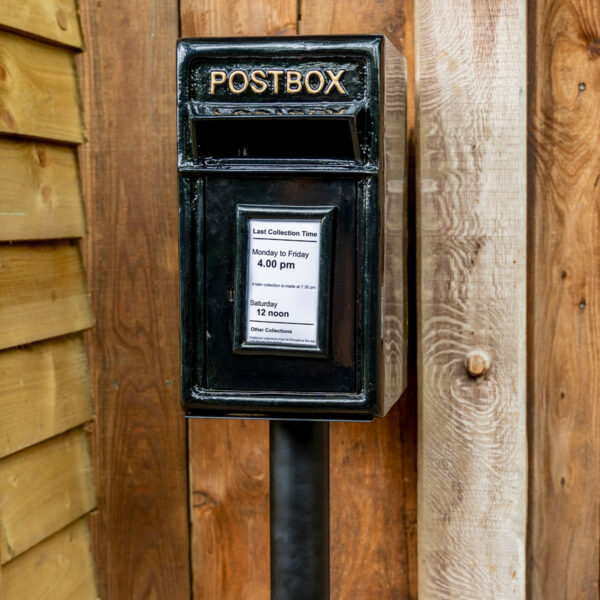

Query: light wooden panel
[301,2,417,598]
[0,0,83,49]
[416,0,526,598]
[180,0,296,37]
[0,30,84,143]
[0,428,95,563]
[528,1,600,597]
[2,518,97,600]
[0,241,93,350]
[0,138,86,241]
[76,0,191,597]
[0,334,93,459]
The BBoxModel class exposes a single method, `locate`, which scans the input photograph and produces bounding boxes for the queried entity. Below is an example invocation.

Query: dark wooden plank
[76,0,191,597]
[416,0,526,596]
[527,1,600,597]
[180,3,296,597]
[301,2,417,598]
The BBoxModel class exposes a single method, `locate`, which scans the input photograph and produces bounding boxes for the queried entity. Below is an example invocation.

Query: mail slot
[177,36,407,420]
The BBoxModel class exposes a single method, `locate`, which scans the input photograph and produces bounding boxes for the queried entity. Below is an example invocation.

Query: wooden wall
[74,0,600,599]
[0,2,97,599]
[528,1,600,597]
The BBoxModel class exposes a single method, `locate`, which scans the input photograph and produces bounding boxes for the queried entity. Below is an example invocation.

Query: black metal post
[270,421,329,600]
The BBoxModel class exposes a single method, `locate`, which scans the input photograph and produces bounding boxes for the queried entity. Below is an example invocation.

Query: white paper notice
[246,219,321,346]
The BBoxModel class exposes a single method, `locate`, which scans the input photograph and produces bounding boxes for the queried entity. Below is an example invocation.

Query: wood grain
[0,241,93,350]
[382,38,408,413]
[0,0,83,49]
[0,334,93,458]
[190,420,270,600]
[301,3,418,598]
[0,428,95,563]
[416,0,527,597]
[76,0,191,597]
[0,30,83,143]
[0,138,86,241]
[180,0,297,37]
[179,3,297,598]
[1,517,97,600]
[527,1,600,597]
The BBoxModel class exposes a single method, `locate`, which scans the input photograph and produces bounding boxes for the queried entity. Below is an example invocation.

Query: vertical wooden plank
[301,2,417,598]
[180,0,297,37]
[76,0,191,598]
[180,5,295,598]
[528,1,600,597]
[416,1,526,598]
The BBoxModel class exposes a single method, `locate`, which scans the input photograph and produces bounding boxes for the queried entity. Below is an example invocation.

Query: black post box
[177,36,407,420]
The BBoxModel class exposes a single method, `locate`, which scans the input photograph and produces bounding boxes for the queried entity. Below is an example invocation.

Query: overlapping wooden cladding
[0,4,95,598]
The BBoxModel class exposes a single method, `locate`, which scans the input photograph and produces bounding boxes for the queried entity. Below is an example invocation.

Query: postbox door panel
[203,175,359,394]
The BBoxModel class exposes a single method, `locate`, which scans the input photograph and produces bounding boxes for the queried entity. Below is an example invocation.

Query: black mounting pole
[270,421,330,600]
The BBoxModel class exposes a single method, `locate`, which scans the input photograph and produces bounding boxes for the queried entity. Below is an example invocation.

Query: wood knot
[0,64,7,81]
[37,149,47,167]
[56,8,68,30]
[2,107,16,130]
[464,349,491,378]
[588,39,600,60]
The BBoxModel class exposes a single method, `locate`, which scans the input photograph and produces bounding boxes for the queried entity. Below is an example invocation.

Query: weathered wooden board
[180,0,297,37]
[301,2,417,598]
[76,0,191,597]
[0,138,86,241]
[527,1,600,597]
[0,30,84,143]
[0,334,93,459]
[0,0,83,49]
[180,3,295,598]
[0,428,95,563]
[1,518,97,600]
[416,0,526,597]
[0,241,93,350]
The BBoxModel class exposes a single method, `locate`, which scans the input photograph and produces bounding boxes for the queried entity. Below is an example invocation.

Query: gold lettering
[267,69,284,94]
[324,69,347,95]
[209,70,227,95]
[228,70,249,94]
[286,70,303,94]
[304,70,325,94]
[250,69,268,93]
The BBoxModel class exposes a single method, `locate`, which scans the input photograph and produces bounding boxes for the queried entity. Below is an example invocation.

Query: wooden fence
[1,0,599,598]
[0,2,97,598]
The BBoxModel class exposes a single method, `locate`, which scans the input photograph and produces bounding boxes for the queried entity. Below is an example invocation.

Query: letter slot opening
[192,116,361,162]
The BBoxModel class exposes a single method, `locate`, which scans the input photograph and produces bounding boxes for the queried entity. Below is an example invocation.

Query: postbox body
[178,36,407,420]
